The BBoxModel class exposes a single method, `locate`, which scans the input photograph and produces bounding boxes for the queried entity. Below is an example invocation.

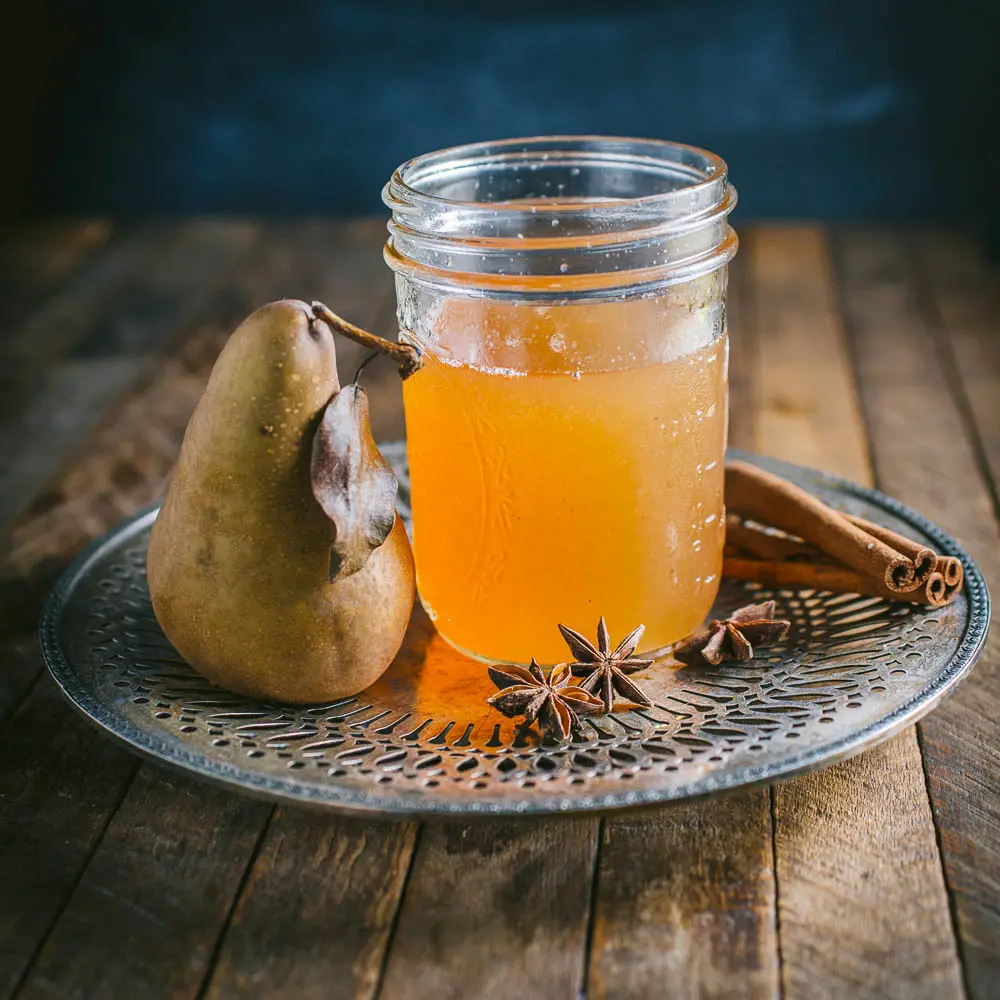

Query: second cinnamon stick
[722,557,952,607]
[726,462,919,593]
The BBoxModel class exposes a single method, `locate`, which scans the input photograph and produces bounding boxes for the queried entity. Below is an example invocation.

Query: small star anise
[673,600,790,666]
[557,617,654,712]
[487,660,604,739]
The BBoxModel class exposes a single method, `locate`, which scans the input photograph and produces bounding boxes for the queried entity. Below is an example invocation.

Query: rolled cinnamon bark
[726,462,918,593]
[936,555,963,588]
[722,557,954,608]
[844,514,935,587]
[725,515,821,562]
[935,555,964,601]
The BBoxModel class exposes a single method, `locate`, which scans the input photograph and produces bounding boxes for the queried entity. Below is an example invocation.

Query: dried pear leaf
[311,384,398,581]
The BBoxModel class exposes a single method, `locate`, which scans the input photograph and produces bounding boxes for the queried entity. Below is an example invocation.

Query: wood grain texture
[16,768,270,1000]
[588,237,780,1000]
[0,222,215,421]
[752,225,964,1000]
[0,220,397,997]
[751,225,870,483]
[590,791,777,1000]
[379,821,597,1000]
[835,227,1000,999]
[915,230,1000,500]
[0,219,114,330]
[0,678,138,1000]
[205,810,417,1000]
[913,230,1000,332]
[0,219,260,529]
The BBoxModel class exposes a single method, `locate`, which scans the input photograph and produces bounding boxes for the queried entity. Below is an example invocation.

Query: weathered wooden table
[0,220,997,1000]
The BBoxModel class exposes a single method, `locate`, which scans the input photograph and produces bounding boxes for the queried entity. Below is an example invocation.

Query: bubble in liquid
[551,218,560,227]
[559,262,569,273]
[549,333,566,353]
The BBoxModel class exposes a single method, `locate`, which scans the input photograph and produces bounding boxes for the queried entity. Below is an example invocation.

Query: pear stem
[311,302,423,380]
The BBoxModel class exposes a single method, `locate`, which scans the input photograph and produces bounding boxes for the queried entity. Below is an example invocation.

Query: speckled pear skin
[147,299,415,703]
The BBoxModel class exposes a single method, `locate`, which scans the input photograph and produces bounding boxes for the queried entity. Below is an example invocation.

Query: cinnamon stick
[722,557,953,608]
[725,515,822,562]
[936,555,963,589]
[844,514,935,587]
[935,555,964,601]
[726,462,919,593]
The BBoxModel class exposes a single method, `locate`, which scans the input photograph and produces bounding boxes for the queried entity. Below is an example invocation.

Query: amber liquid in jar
[401,287,728,665]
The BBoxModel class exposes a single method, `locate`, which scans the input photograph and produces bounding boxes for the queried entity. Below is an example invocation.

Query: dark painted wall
[10,0,999,220]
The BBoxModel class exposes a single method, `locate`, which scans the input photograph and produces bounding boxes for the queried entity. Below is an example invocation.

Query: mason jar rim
[384,134,730,216]
[382,135,737,298]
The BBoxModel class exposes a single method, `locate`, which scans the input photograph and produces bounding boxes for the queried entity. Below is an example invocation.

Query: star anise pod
[487,660,604,740]
[557,617,654,712]
[673,600,790,666]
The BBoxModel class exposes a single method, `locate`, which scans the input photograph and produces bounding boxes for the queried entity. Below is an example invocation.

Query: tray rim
[39,451,991,818]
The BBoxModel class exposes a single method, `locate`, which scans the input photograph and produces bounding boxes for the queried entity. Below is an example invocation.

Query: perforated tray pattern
[41,451,989,816]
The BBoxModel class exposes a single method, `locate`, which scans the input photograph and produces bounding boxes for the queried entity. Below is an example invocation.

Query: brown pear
[146,299,415,703]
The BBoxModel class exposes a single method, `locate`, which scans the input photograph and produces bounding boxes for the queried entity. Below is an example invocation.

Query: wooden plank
[753,225,870,482]
[16,768,270,1000]
[204,810,416,1000]
[913,229,1000,332]
[0,219,114,330]
[0,223,170,419]
[0,219,261,530]
[588,233,780,1000]
[836,227,1000,999]
[590,791,776,1000]
[915,230,1000,496]
[753,226,964,1000]
[379,820,597,1000]
[0,219,401,999]
[0,678,138,1000]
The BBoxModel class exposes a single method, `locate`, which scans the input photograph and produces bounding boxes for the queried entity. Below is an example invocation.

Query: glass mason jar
[383,136,737,665]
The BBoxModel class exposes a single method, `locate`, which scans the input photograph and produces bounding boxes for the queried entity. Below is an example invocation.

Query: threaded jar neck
[383,136,737,300]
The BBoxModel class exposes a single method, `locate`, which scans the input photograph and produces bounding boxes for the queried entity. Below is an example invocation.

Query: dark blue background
[12,0,999,220]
